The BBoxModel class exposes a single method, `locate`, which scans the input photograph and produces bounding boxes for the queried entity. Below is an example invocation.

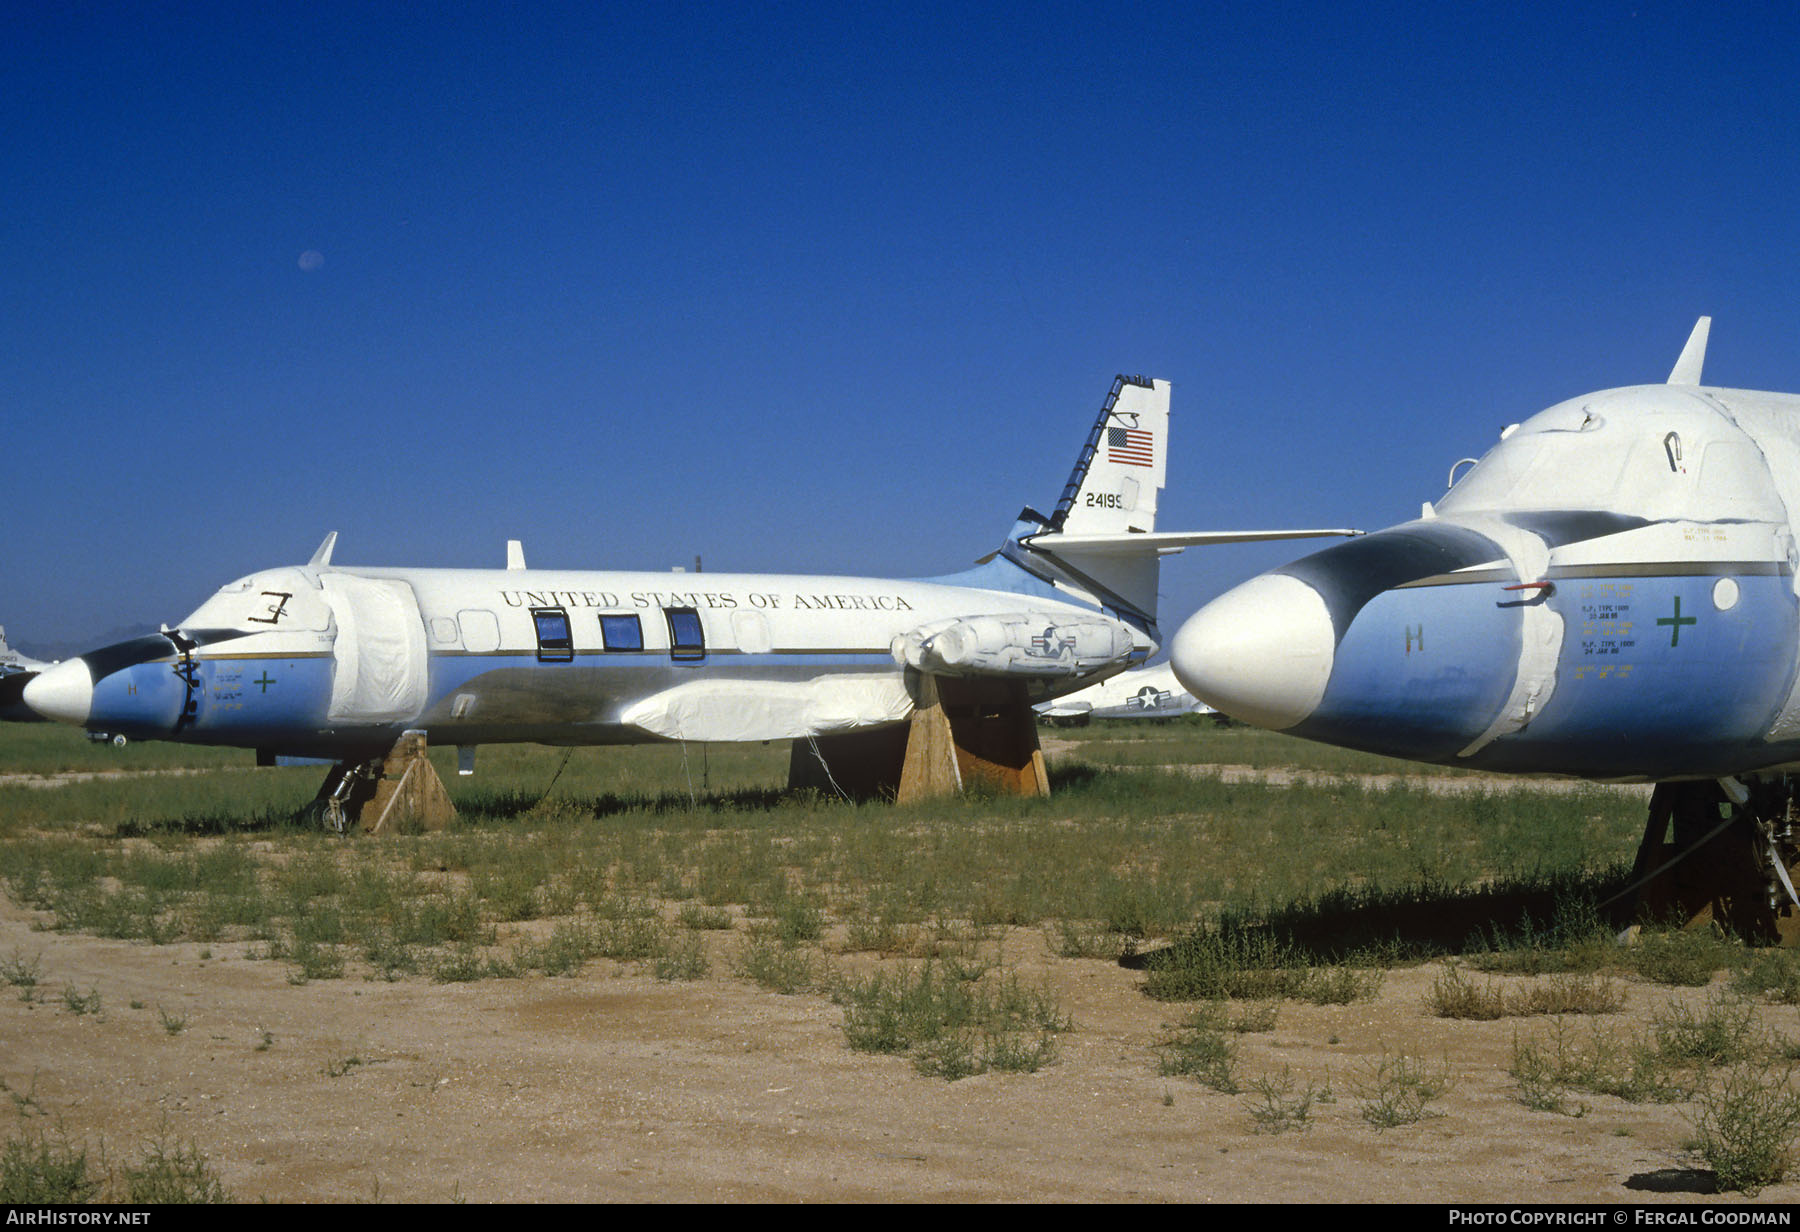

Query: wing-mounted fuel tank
[891,612,1140,678]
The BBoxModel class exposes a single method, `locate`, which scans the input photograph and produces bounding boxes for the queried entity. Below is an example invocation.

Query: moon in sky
[297,250,324,272]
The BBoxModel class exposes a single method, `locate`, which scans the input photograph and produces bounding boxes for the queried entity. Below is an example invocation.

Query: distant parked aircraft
[1035,663,1211,725]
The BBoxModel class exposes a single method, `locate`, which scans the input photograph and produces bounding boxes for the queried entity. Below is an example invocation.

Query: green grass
[0,722,255,774]
[0,722,1656,996]
[1052,716,1540,777]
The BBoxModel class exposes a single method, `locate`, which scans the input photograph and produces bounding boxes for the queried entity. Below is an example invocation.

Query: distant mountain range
[7,625,158,664]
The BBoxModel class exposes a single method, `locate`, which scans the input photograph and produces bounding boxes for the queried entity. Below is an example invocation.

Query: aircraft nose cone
[1170,573,1335,730]
[22,658,94,726]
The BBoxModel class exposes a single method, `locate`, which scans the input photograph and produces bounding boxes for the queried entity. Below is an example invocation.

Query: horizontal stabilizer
[1006,526,1361,623]
[1024,528,1362,556]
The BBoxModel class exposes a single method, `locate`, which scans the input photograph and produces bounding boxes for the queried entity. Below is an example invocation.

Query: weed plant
[1466,892,1623,975]
[1651,994,1763,1068]
[0,1124,229,1204]
[653,933,710,981]
[60,985,101,1016]
[1046,919,1136,960]
[0,951,42,995]
[676,903,734,931]
[1690,1063,1800,1195]
[1428,964,1625,1019]
[1356,1050,1451,1129]
[1508,998,1776,1115]
[1243,1066,1317,1134]
[835,961,1069,1079]
[1630,928,1742,987]
[1155,1012,1241,1093]
[0,1129,101,1203]
[735,935,824,994]
[842,912,912,954]
[1140,925,1382,1004]
[1734,949,1800,1005]
[121,1131,231,1203]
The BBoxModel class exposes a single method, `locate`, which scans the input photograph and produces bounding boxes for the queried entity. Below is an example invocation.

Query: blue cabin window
[600,613,643,651]
[532,608,574,662]
[664,607,705,662]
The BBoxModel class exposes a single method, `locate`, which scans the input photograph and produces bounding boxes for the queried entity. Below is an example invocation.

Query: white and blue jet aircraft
[1035,662,1211,725]
[1168,319,1800,936]
[23,376,1350,805]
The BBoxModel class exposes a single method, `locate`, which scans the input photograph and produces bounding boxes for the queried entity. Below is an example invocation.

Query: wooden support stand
[361,730,457,834]
[784,675,1051,803]
[896,675,1049,803]
[310,730,457,834]
[1632,781,1800,946]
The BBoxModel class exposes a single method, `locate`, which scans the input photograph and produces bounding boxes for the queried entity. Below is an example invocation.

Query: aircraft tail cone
[22,659,94,726]
[1170,574,1334,731]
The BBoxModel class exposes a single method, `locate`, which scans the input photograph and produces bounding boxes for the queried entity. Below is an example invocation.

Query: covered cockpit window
[179,568,333,633]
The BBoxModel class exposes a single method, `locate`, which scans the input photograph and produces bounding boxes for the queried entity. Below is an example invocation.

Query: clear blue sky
[8,2,1800,656]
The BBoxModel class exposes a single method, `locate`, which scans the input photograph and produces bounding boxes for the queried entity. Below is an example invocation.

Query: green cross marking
[1656,596,1697,647]
[254,672,276,693]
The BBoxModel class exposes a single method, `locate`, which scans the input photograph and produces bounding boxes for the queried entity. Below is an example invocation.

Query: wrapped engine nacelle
[891,612,1139,678]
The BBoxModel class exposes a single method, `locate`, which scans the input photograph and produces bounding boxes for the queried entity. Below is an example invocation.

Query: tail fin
[1000,375,1358,624]
[995,376,1172,623]
[1048,376,1170,535]
[1667,316,1711,385]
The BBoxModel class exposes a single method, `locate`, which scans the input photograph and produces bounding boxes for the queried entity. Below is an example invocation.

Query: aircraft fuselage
[1173,377,1800,782]
[32,564,1135,759]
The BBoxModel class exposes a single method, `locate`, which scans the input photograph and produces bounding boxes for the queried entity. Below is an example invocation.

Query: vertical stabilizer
[990,376,1173,623]
[1051,377,1170,535]
[1667,316,1712,386]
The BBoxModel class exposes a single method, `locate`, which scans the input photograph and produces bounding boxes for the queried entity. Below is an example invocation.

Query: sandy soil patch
[1,892,1789,1204]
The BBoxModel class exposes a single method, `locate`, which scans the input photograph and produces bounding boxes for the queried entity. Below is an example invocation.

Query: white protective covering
[322,575,429,724]
[893,612,1137,678]
[620,673,913,742]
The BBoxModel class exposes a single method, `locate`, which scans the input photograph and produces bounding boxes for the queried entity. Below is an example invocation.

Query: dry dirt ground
[4,884,1798,1206]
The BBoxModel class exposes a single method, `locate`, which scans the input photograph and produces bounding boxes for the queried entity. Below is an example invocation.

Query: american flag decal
[1107,426,1153,467]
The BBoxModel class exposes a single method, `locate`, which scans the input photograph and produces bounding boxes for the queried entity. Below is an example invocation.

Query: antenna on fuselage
[1667,316,1712,386]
